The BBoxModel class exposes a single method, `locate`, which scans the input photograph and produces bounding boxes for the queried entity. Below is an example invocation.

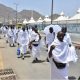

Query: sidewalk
[0,52,4,69]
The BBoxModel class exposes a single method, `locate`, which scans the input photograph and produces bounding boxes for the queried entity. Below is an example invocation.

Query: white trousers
[20,45,28,54]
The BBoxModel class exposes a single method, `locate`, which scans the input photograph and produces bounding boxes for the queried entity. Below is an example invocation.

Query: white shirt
[46,32,55,46]
[20,30,29,45]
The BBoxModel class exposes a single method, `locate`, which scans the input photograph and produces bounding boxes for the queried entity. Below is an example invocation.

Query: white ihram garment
[48,38,78,80]
[20,31,29,54]
[17,29,22,44]
[8,29,15,45]
[46,32,55,47]
[5,29,8,41]
[64,33,72,45]
[64,33,78,62]
[32,44,40,59]
[13,28,17,42]
[30,31,40,59]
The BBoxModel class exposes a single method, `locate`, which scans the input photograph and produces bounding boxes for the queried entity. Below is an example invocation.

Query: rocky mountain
[0,4,44,21]
[0,4,16,20]
[0,3,59,22]
[18,10,44,21]
[49,14,60,20]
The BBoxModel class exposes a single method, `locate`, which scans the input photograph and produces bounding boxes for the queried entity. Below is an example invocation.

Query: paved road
[0,33,80,80]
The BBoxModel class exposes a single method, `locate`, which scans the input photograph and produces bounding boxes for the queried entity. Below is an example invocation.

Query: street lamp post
[51,0,53,24]
[8,13,10,25]
[14,3,18,26]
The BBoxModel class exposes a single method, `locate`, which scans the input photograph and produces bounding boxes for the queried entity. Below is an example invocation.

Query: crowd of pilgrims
[0,25,41,61]
[0,25,78,80]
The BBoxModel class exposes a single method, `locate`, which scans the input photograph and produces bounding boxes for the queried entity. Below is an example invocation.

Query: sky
[0,0,80,16]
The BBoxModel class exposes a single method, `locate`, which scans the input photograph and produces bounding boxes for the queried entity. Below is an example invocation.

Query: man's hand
[50,45,55,51]
[29,44,32,49]
[48,45,55,58]
[69,44,71,47]
[29,42,32,49]
[49,51,52,58]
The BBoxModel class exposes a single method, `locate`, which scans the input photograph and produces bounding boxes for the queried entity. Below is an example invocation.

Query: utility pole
[3,17,5,25]
[8,13,10,25]
[14,3,18,26]
[51,0,53,24]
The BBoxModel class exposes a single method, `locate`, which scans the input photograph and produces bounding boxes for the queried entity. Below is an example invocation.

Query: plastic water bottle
[17,48,20,56]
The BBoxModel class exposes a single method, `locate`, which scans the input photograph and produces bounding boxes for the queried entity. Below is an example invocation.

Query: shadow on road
[24,55,31,58]
[68,76,76,80]
[0,46,5,48]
